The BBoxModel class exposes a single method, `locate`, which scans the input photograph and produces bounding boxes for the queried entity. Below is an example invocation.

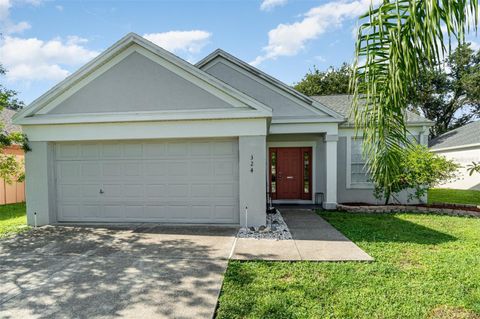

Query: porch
[267,133,338,210]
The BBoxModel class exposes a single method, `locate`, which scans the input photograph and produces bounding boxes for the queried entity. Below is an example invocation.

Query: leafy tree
[294,63,351,96]
[373,145,459,204]
[409,43,480,138]
[0,64,29,183]
[351,0,478,203]
[0,65,24,110]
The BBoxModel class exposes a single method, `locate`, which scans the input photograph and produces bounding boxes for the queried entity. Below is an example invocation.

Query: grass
[428,188,480,206]
[0,202,28,238]
[216,212,480,319]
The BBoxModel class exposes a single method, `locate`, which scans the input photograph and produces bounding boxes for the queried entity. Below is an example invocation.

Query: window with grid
[350,138,371,185]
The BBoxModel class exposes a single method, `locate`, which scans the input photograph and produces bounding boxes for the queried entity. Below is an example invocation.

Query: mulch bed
[342,202,480,213]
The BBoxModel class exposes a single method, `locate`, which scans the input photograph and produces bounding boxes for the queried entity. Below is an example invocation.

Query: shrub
[374,144,459,204]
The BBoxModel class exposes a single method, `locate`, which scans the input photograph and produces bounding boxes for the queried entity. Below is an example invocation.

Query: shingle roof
[429,120,480,150]
[310,94,433,127]
[1,108,21,135]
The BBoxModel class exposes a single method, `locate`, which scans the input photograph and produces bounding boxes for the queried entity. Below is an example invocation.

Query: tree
[294,63,351,96]
[0,65,24,110]
[0,64,29,183]
[467,162,480,176]
[409,43,480,138]
[351,0,478,203]
[373,145,459,204]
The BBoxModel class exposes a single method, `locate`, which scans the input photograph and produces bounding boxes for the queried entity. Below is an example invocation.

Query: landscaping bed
[337,202,480,217]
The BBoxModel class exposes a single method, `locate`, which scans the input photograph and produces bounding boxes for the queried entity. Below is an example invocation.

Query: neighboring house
[13,33,432,227]
[0,108,26,205]
[429,121,480,191]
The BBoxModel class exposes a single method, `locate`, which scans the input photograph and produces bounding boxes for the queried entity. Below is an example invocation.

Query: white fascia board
[23,118,267,142]
[14,33,272,123]
[430,143,480,152]
[15,108,270,125]
[269,122,338,135]
[198,54,344,120]
[271,117,344,124]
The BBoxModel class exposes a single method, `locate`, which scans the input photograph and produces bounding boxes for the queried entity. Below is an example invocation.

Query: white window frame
[346,137,374,189]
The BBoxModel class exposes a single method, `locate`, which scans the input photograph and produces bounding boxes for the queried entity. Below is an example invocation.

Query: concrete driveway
[0,224,238,319]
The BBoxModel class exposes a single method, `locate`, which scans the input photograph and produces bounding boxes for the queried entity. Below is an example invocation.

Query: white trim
[430,142,480,152]
[13,33,272,123]
[197,52,345,121]
[345,136,374,189]
[23,118,267,142]
[266,141,317,203]
[270,122,338,135]
[15,108,269,125]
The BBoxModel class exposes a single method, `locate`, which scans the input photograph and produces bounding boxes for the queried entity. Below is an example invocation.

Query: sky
[0,0,478,105]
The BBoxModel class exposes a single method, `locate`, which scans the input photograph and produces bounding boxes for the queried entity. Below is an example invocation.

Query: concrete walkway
[232,209,373,261]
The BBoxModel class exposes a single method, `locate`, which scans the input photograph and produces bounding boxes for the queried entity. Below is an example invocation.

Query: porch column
[25,141,55,226]
[239,135,267,227]
[323,134,338,210]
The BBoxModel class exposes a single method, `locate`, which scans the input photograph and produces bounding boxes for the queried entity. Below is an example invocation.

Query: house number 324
[250,155,254,173]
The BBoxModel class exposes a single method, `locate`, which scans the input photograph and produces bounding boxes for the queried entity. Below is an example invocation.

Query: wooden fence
[0,146,25,205]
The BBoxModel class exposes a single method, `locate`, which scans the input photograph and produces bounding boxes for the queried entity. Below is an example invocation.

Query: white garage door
[55,139,239,224]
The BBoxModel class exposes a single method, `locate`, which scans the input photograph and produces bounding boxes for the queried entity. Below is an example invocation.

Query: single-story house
[429,121,480,190]
[13,33,432,227]
[0,108,26,205]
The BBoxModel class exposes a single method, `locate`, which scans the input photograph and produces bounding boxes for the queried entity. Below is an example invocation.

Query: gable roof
[429,120,480,150]
[13,33,272,125]
[311,94,434,127]
[196,49,344,122]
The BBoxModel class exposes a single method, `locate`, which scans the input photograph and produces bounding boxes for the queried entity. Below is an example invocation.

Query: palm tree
[351,0,478,204]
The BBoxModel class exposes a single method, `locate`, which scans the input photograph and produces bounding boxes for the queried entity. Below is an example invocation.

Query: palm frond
[351,0,478,201]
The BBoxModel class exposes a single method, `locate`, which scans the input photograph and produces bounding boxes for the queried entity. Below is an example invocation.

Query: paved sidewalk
[232,209,373,261]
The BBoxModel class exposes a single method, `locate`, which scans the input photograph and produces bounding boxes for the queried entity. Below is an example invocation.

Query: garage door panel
[144,143,167,157]
[123,144,143,158]
[145,184,167,198]
[55,139,239,224]
[81,162,101,177]
[102,144,122,158]
[144,162,167,176]
[167,161,189,176]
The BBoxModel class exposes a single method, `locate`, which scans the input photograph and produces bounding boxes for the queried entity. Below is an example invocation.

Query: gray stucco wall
[337,136,424,204]
[49,52,233,114]
[203,60,327,119]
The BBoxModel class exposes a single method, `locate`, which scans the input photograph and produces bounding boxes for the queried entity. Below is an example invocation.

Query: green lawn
[0,203,28,238]
[216,212,480,319]
[428,188,480,206]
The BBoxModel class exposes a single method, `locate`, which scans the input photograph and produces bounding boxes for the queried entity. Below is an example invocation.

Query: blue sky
[1,0,478,104]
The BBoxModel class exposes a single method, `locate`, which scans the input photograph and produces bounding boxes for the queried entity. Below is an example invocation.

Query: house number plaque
[250,155,254,173]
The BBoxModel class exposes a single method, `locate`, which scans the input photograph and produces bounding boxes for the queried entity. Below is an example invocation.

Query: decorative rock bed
[237,209,293,240]
[337,203,480,218]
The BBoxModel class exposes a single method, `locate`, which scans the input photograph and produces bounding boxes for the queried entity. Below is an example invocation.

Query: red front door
[269,147,312,200]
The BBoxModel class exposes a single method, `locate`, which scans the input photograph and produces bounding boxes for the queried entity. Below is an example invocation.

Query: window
[303,150,310,194]
[350,138,372,186]
[270,149,277,198]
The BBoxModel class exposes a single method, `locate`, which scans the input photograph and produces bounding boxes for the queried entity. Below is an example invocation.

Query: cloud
[143,30,211,54]
[0,0,33,34]
[0,35,99,81]
[260,0,287,11]
[470,41,479,51]
[55,4,63,11]
[251,0,378,66]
